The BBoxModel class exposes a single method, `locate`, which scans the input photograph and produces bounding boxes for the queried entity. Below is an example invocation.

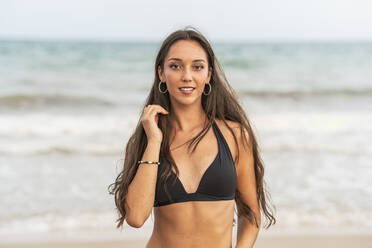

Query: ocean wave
[1,142,370,157]
[0,94,115,108]
[0,146,122,156]
[240,88,372,97]
[222,59,265,69]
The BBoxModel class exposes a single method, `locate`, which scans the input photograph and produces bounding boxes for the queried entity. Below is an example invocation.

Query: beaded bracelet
[137,160,160,165]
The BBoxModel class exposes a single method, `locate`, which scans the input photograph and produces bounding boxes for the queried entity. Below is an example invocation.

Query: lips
[179,87,195,94]
[179,87,195,90]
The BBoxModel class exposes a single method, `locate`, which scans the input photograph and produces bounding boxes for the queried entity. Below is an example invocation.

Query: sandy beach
[1,234,372,248]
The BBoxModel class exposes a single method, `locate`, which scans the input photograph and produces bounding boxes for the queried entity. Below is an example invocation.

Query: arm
[125,104,168,228]
[236,212,260,248]
[234,127,261,248]
[125,140,161,228]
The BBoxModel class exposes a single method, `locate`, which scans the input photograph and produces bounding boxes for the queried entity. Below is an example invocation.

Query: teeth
[180,88,194,91]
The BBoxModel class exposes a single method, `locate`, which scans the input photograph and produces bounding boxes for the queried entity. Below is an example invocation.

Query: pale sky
[1,0,372,42]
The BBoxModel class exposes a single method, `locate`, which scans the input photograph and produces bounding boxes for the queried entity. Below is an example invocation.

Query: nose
[182,67,192,82]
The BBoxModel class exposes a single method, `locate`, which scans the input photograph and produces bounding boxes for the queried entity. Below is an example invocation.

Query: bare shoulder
[215,118,243,138]
[215,119,254,180]
[215,118,240,129]
[214,119,243,161]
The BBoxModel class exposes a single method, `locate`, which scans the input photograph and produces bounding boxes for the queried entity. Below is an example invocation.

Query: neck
[169,104,207,133]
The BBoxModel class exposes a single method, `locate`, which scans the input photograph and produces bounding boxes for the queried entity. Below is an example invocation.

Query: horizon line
[1,36,372,44]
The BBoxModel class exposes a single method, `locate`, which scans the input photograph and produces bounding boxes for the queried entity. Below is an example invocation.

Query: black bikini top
[154,121,237,207]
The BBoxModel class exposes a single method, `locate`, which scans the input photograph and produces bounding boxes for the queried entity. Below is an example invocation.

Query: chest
[170,127,219,194]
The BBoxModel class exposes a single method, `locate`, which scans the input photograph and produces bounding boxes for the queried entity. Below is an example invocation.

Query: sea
[0,40,371,241]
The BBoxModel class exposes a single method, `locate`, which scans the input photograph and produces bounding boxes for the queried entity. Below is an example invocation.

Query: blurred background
[1,0,372,246]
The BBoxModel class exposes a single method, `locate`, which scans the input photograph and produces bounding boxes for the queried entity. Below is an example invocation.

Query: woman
[109,27,276,248]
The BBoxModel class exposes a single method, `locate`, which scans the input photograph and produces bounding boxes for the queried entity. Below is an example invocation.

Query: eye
[170,64,180,69]
[194,65,204,70]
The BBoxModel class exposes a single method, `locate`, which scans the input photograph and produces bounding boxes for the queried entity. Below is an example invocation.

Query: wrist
[147,139,162,147]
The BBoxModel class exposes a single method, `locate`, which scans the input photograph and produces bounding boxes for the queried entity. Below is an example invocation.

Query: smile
[179,87,195,94]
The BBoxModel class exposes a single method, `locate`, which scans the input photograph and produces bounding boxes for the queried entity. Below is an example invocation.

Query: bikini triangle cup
[154,121,237,207]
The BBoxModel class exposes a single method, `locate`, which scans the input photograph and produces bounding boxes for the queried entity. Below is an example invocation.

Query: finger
[154,105,169,114]
[156,108,169,115]
[148,107,163,118]
[147,105,169,114]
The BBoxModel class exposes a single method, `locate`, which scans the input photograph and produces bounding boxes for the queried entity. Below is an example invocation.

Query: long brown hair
[108,26,276,229]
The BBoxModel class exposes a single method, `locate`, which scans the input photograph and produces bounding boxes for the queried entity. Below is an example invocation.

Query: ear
[158,65,165,82]
[207,68,212,83]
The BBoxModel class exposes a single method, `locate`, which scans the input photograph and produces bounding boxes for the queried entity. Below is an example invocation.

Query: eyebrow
[167,57,206,63]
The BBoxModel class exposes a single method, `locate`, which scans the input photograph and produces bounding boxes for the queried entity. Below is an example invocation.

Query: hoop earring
[203,83,211,96]
[158,81,168,94]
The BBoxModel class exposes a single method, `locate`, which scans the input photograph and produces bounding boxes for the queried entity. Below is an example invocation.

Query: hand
[140,104,169,144]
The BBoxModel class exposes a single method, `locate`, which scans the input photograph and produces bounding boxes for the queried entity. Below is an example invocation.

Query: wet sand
[1,234,372,248]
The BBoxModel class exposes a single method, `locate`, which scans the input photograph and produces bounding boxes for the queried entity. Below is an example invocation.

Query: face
[158,40,212,106]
